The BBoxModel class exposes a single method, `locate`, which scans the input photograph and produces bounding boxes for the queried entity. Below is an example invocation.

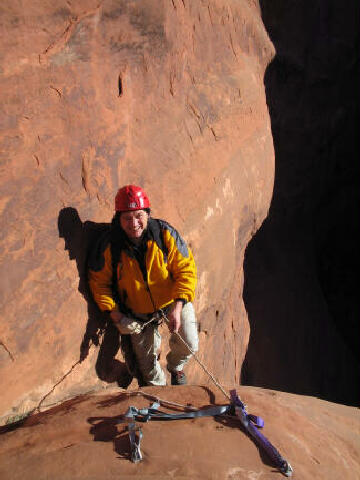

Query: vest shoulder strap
[147,218,168,262]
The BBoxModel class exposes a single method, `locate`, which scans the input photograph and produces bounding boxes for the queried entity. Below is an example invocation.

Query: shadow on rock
[57,207,132,389]
[0,394,91,434]
[241,1,359,406]
[88,415,131,459]
[95,392,130,409]
[199,385,216,405]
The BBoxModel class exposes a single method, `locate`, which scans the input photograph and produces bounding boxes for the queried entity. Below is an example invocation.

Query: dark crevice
[241,0,359,405]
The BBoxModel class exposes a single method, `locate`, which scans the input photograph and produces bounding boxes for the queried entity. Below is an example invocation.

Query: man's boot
[170,370,187,385]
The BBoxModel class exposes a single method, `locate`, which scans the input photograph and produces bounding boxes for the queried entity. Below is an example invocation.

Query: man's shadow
[57,207,132,389]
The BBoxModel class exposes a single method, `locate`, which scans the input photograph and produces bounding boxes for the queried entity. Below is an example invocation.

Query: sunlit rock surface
[0,0,274,421]
[0,385,359,480]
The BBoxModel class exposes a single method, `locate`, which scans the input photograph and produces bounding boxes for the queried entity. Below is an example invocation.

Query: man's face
[120,209,149,239]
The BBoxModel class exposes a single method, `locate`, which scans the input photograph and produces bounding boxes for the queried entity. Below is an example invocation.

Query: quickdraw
[120,390,293,477]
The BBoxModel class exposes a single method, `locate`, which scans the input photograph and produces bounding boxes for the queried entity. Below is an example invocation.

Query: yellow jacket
[88,219,197,315]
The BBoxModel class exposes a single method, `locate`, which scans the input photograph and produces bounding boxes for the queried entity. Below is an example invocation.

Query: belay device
[120,389,293,477]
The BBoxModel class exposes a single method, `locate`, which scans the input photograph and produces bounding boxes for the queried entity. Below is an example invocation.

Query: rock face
[1,385,359,479]
[242,0,359,404]
[0,0,274,422]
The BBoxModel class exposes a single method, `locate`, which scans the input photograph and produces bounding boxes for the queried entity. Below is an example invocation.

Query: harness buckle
[282,462,293,477]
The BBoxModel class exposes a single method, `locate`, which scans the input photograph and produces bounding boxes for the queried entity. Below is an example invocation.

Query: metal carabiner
[128,422,143,463]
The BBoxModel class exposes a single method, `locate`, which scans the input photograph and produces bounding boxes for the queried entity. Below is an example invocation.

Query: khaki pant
[130,302,199,385]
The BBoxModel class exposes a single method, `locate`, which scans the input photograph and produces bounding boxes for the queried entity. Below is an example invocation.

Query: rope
[34,360,81,413]
[33,307,233,414]
[33,331,105,413]
[159,310,231,401]
[139,316,160,330]
[127,390,199,411]
[142,281,231,400]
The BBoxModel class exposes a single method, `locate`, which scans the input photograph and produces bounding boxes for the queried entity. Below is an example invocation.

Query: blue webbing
[121,394,293,477]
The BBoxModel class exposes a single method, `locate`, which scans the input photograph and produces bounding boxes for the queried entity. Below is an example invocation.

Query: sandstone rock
[0,385,359,479]
[0,0,274,421]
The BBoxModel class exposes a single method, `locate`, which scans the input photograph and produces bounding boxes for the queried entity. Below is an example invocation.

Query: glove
[114,316,143,335]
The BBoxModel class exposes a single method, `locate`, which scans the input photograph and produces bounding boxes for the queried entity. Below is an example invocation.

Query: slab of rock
[0,385,359,479]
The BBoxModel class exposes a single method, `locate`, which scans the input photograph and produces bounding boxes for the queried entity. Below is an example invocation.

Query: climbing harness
[121,400,230,463]
[119,308,293,477]
[121,393,293,476]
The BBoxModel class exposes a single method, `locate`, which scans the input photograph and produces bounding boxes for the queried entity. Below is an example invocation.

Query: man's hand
[110,310,142,334]
[167,300,184,333]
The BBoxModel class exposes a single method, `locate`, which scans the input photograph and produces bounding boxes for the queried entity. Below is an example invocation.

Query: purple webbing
[246,421,288,469]
[230,390,291,476]
[248,414,265,428]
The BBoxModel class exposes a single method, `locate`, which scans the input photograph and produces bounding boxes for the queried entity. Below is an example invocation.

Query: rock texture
[242,0,359,404]
[0,0,274,422]
[1,385,359,479]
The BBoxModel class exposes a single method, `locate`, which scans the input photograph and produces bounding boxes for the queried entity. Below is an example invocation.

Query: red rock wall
[0,0,274,421]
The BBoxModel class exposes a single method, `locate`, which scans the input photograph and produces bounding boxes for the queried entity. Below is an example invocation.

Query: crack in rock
[40,2,104,61]
[0,340,15,362]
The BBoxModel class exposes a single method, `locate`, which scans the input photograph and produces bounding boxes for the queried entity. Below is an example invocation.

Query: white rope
[34,311,233,415]
[159,310,231,401]
[128,390,199,411]
[139,316,159,330]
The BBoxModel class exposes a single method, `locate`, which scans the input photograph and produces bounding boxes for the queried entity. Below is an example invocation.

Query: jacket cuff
[175,298,186,306]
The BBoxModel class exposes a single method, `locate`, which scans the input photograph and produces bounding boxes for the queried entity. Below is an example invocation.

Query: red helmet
[115,185,150,212]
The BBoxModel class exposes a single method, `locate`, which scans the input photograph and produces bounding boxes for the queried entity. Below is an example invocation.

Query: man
[88,185,198,386]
